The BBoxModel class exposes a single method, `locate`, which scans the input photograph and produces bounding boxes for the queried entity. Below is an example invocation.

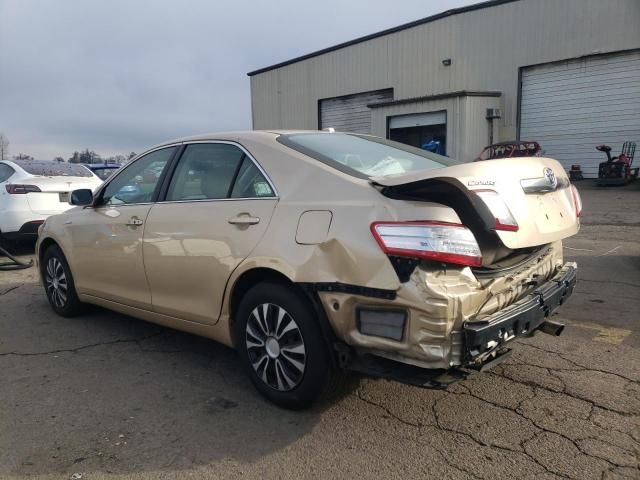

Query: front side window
[100,147,175,206]
[278,133,458,179]
[0,163,15,183]
[166,143,273,201]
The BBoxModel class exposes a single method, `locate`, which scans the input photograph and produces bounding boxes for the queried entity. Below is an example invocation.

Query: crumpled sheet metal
[319,241,564,369]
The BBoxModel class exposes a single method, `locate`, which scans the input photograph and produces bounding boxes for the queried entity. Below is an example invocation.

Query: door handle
[126,216,144,226]
[228,215,260,226]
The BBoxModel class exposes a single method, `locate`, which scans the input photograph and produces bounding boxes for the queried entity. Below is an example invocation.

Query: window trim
[156,140,279,204]
[92,144,182,208]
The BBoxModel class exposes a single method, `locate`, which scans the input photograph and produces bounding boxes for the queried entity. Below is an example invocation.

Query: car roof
[149,130,334,150]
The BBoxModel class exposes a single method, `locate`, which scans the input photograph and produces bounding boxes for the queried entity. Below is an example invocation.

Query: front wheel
[42,245,84,317]
[235,282,336,409]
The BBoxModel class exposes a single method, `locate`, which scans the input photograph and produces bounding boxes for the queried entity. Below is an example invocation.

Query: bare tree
[0,133,8,160]
[53,156,65,162]
[13,153,34,161]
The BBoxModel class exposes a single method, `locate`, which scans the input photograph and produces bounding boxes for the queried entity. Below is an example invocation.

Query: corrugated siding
[319,89,393,133]
[250,0,640,144]
[520,51,640,177]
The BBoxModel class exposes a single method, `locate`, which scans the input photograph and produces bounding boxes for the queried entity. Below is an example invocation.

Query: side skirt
[78,294,234,347]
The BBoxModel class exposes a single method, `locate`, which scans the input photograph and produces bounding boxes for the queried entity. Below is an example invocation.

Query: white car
[0,160,102,242]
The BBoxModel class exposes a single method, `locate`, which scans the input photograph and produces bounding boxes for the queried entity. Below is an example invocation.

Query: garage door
[520,51,640,178]
[319,89,393,134]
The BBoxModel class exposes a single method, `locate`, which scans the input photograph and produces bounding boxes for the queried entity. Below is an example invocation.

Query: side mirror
[70,189,93,206]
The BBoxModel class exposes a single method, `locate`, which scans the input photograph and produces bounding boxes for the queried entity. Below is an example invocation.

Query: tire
[42,245,84,317]
[235,282,336,410]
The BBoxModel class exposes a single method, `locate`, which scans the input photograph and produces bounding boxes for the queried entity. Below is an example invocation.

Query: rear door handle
[126,216,144,226]
[228,215,260,226]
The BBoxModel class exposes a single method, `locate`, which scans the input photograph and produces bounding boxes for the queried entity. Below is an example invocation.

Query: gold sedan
[37,131,581,409]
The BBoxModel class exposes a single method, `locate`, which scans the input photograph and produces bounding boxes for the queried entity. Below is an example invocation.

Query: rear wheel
[42,245,84,317]
[235,282,335,409]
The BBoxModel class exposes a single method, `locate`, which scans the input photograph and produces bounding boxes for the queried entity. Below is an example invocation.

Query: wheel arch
[226,265,339,367]
[38,236,62,274]
[228,266,296,334]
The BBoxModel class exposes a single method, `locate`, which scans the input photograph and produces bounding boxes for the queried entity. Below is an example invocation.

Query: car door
[143,141,278,324]
[66,146,177,308]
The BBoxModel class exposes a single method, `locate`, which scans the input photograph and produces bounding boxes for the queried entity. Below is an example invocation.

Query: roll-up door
[520,51,640,178]
[319,89,393,134]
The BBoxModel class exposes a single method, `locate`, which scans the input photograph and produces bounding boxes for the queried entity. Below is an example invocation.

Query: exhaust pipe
[539,320,565,336]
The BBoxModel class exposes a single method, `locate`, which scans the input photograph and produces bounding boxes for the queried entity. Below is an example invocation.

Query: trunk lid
[372,157,579,249]
[25,176,102,215]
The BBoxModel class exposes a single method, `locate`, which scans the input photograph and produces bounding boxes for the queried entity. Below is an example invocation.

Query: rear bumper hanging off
[463,262,577,363]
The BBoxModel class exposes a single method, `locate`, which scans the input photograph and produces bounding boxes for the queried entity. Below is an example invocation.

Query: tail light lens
[570,185,582,218]
[371,221,482,267]
[473,190,519,232]
[5,184,42,194]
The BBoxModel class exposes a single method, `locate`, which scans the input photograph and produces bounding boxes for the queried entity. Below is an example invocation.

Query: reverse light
[6,184,42,194]
[370,221,482,267]
[473,190,519,232]
[570,185,582,218]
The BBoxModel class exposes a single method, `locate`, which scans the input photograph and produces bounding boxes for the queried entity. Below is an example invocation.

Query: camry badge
[468,179,495,186]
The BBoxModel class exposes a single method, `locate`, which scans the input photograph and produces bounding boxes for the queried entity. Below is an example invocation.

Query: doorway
[388,111,447,155]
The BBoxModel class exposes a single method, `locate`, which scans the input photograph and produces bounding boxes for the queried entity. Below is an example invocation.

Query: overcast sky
[0,0,475,160]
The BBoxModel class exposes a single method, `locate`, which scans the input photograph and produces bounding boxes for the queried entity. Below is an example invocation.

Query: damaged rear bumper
[463,262,577,364]
[318,241,569,370]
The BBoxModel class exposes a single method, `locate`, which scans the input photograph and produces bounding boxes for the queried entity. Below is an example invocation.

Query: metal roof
[247,0,520,77]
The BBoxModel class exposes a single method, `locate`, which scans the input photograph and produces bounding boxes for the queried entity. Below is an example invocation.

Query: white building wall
[250,0,640,144]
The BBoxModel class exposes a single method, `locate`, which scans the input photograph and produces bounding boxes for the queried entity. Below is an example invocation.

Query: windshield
[19,161,93,177]
[278,133,458,178]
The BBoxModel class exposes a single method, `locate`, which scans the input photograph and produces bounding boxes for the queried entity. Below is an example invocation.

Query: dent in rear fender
[235,202,403,288]
[220,197,464,328]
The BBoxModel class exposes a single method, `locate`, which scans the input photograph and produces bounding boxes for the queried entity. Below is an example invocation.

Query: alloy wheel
[245,303,306,391]
[45,257,68,308]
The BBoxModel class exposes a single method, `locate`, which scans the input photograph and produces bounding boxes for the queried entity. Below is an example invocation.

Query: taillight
[570,184,582,218]
[370,221,483,267]
[5,184,42,194]
[473,190,519,232]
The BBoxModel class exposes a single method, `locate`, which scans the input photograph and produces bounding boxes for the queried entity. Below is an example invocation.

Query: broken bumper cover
[463,262,577,362]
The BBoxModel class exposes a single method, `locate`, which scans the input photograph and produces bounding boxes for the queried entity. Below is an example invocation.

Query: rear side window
[166,143,274,201]
[19,161,93,177]
[0,163,14,182]
[231,158,274,198]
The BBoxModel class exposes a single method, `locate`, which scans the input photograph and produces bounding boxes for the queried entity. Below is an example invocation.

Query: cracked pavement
[0,183,639,479]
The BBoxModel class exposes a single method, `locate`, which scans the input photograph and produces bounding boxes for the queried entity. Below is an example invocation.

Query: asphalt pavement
[0,181,638,480]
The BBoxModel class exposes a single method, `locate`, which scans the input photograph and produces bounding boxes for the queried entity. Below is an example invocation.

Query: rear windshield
[91,167,119,180]
[19,161,93,177]
[278,133,458,178]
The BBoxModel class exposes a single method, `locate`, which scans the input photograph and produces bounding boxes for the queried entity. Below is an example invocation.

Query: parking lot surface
[1,182,639,480]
